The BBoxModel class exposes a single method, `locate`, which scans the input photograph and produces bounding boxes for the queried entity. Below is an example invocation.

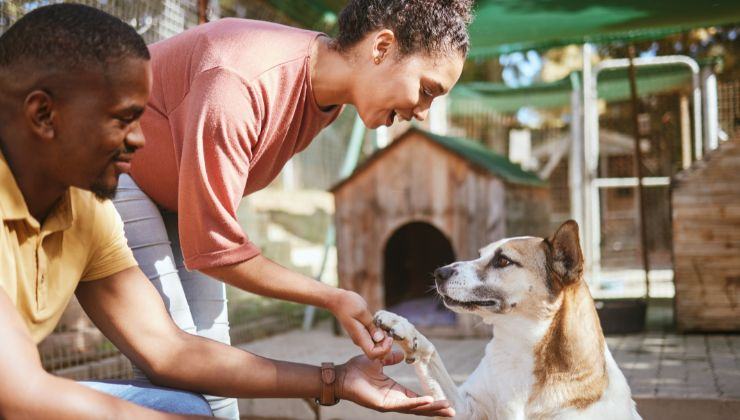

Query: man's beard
[90,176,118,201]
[90,147,127,201]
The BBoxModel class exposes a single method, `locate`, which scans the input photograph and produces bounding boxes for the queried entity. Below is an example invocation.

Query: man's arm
[0,288,202,419]
[201,255,392,359]
[76,266,322,398]
[76,267,453,416]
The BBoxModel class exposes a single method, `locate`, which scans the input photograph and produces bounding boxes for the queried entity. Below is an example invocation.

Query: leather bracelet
[317,362,340,406]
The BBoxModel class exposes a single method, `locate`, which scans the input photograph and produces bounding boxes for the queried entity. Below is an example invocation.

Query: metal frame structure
[581,52,704,279]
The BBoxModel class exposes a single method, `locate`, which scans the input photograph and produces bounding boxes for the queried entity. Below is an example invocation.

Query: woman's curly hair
[334,0,474,57]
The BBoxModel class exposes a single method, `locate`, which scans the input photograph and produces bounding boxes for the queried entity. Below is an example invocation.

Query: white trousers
[113,174,238,419]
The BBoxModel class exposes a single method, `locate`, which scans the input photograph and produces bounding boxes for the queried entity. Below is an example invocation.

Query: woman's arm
[201,255,393,359]
[162,68,388,360]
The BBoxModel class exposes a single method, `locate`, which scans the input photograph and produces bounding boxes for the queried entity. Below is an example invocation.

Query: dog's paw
[373,310,434,364]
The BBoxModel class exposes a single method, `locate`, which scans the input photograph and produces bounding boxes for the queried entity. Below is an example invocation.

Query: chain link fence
[718,79,740,142]
[1,0,199,44]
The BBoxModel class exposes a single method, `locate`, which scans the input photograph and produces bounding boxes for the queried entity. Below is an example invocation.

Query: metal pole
[568,72,584,232]
[680,95,692,169]
[582,43,598,275]
[302,113,367,330]
[626,45,651,300]
[703,68,719,150]
[692,71,703,160]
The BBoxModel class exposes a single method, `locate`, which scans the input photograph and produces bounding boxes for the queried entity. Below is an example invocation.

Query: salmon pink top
[130,19,342,270]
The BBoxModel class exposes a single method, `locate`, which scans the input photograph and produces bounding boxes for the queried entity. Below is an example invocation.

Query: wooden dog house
[672,138,740,332]
[331,128,550,336]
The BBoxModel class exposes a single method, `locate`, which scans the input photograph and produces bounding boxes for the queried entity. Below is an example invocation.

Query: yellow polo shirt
[0,151,137,343]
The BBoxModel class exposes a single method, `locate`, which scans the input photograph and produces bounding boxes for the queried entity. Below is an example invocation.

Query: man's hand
[329,290,392,359]
[336,351,455,417]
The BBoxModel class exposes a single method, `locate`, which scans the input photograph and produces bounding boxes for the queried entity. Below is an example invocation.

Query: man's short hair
[0,3,149,72]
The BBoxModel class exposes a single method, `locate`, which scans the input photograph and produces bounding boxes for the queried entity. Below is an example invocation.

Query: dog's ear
[545,220,584,286]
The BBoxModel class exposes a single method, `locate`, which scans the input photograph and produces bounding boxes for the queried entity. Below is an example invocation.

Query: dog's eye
[492,255,512,269]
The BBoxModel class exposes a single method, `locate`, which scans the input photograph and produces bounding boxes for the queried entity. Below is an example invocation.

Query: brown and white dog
[374,221,641,419]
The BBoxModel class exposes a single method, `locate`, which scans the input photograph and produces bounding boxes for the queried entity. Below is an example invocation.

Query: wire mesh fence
[1,0,199,44]
[718,79,740,142]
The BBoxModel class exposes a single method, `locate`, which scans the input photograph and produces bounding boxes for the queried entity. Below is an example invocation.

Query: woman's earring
[374,56,381,65]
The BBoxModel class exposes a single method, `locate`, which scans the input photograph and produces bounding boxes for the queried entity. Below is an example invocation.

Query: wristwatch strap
[317,362,339,406]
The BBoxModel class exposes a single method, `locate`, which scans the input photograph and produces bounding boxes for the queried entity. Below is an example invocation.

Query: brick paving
[607,333,740,399]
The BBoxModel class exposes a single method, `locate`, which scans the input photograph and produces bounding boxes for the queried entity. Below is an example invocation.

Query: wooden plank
[672,205,740,219]
[674,229,740,243]
[673,193,740,205]
[673,245,740,257]
[673,253,740,261]
[674,303,740,316]
[674,284,740,295]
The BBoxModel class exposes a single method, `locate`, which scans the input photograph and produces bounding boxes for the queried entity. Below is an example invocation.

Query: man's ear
[24,90,55,141]
[545,220,584,286]
[371,29,396,64]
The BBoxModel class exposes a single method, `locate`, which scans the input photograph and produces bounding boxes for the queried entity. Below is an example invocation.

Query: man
[0,4,454,418]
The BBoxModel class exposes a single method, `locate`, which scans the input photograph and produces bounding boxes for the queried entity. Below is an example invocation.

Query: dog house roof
[331,127,545,192]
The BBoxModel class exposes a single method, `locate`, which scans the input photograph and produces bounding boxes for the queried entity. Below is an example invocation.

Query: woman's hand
[329,289,392,359]
[205,257,390,359]
[336,351,455,417]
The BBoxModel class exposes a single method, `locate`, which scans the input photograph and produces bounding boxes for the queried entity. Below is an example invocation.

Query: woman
[114,0,472,417]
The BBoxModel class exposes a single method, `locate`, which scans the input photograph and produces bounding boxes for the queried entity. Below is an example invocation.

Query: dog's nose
[434,266,457,281]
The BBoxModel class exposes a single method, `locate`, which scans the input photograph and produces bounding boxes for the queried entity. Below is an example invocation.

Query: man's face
[52,57,152,199]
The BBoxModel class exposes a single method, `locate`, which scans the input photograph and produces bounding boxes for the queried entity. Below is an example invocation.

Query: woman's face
[351,34,465,129]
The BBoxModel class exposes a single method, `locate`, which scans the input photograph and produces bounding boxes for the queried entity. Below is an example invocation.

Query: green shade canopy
[451,63,694,114]
[260,1,740,56]
[469,0,740,56]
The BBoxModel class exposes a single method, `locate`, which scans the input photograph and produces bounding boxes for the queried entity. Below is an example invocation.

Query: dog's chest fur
[460,319,544,419]
[459,317,637,420]
[464,340,536,419]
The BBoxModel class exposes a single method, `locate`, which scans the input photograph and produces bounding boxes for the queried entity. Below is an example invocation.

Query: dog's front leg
[374,311,473,417]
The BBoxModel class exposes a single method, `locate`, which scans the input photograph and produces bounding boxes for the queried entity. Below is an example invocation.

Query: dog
[374,220,641,419]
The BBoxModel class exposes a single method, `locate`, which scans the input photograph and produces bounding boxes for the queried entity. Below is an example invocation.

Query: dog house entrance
[384,222,456,327]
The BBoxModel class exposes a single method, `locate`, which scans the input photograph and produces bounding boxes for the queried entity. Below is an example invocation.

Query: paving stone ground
[235,304,740,420]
